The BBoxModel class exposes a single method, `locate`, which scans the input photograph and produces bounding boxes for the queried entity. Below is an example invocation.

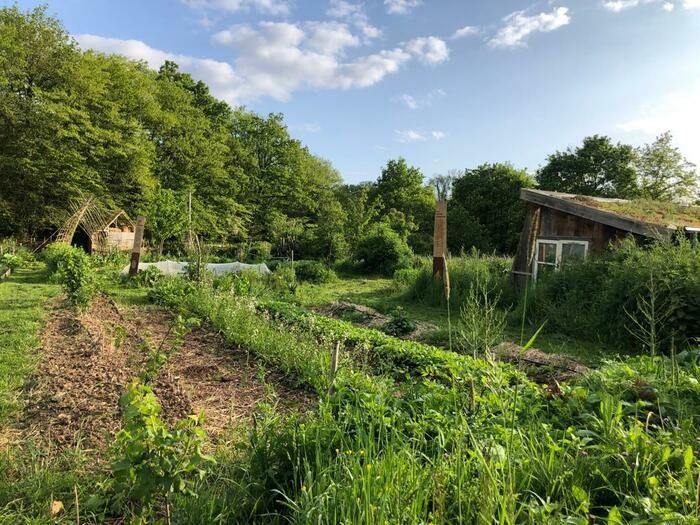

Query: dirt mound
[21,294,146,450]
[495,342,590,383]
[127,307,316,439]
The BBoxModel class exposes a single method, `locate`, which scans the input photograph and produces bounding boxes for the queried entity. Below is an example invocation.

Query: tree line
[1,6,697,263]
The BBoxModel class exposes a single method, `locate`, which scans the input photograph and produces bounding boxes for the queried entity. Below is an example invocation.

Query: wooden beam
[128,216,146,276]
[520,189,672,239]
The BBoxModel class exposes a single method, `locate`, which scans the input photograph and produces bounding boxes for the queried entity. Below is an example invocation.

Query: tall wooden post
[128,216,146,277]
[433,200,447,278]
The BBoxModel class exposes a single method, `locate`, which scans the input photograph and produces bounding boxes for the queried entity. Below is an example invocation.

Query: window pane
[537,242,556,263]
[537,262,556,279]
[561,243,586,263]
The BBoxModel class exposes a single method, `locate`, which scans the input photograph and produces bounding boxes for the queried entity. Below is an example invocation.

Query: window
[533,239,589,280]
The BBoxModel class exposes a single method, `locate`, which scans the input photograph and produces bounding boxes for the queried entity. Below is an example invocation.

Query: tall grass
[399,251,515,311]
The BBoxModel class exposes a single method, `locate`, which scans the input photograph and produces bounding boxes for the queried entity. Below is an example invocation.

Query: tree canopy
[536,135,638,199]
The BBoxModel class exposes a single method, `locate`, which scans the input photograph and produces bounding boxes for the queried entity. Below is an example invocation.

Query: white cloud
[78,17,448,105]
[181,0,290,15]
[404,36,449,64]
[385,0,422,15]
[603,0,641,12]
[451,25,480,40]
[395,88,446,110]
[602,0,696,11]
[327,0,381,42]
[489,7,571,49]
[617,84,700,165]
[396,129,446,142]
[75,34,243,103]
[398,94,418,109]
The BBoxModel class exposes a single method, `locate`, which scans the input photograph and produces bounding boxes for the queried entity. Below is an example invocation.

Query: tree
[449,163,534,255]
[537,135,638,198]
[147,189,187,256]
[371,158,435,254]
[635,132,698,202]
[337,184,382,256]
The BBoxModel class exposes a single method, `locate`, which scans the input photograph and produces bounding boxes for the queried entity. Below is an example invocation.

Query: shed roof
[521,189,700,238]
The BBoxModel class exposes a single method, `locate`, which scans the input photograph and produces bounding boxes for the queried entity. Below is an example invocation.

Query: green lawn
[295,275,610,366]
[0,264,58,423]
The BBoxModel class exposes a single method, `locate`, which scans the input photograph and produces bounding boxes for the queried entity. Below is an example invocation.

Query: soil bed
[19,293,315,452]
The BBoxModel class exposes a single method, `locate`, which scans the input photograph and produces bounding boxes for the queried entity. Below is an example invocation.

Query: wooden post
[328,341,340,396]
[433,200,447,278]
[128,216,146,277]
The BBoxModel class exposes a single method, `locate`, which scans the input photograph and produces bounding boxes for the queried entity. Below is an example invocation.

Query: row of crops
[149,278,700,524]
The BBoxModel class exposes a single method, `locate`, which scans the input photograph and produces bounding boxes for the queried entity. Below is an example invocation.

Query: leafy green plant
[42,242,77,276]
[111,381,214,522]
[355,223,413,276]
[133,265,164,288]
[381,306,416,337]
[45,245,100,309]
[292,260,336,284]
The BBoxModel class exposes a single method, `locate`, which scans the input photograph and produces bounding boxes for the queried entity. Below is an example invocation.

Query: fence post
[128,216,146,277]
[328,341,340,396]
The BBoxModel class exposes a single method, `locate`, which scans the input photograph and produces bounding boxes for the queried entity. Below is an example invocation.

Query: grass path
[0,264,58,423]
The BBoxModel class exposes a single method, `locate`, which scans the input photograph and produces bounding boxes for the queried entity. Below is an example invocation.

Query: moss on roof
[574,196,700,228]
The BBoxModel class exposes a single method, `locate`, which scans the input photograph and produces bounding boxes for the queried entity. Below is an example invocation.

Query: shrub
[148,278,197,309]
[111,381,213,519]
[132,266,163,288]
[392,268,420,291]
[44,245,100,309]
[293,260,336,284]
[355,224,412,276]
[42,242,77,276]
[382,307,416,337]
[523,237,700,353]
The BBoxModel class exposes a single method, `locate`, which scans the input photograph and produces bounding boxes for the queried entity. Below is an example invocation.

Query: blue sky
[8,0,700,183]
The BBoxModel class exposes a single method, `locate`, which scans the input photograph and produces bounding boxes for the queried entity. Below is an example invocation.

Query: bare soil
[127,305,316,438]
[18,293,314,452]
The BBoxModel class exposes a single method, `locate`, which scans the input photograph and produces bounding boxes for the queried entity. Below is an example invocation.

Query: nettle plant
[111,381,214,523]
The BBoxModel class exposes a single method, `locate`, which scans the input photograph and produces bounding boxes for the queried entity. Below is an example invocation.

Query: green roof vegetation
[575,197,700,228]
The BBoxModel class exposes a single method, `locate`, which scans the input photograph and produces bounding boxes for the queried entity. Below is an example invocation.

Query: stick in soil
[329,341,340,396]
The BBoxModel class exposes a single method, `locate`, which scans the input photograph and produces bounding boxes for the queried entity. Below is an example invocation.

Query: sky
[8,0,700,183]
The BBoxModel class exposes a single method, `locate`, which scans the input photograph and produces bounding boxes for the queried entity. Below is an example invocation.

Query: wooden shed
[511,189,700,287]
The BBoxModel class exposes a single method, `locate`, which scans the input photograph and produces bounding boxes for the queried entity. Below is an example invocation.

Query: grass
[579,196,700,227]
[294,275,610,366]
[0,263,58,423]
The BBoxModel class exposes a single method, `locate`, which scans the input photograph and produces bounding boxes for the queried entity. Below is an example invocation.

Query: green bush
[355,224,412,276]
[148,278,198,309]
[42,243,78,276]
[523,237,700,353]
[111,381,213,519]
[43,244,100,309]
[293,260,336,284]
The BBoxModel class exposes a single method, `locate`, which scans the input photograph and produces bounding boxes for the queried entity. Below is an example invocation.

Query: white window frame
[533,239,589,281]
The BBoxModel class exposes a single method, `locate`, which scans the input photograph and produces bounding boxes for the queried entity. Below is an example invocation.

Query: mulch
[16,293,315,453]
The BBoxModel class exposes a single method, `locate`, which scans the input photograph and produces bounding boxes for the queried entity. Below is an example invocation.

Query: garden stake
[329,341,340,395]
